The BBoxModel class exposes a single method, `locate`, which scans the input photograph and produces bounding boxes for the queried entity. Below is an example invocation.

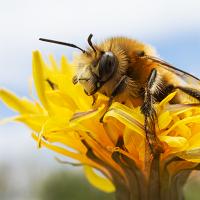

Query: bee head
[73,34,117,96]
[39,34,117,96]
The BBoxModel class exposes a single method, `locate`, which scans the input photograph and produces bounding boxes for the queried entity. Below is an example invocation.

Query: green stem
[148,154,161,200]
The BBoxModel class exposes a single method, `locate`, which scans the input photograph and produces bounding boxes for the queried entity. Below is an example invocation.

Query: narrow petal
[15,114,48,132]
[69,106,104,126]
[45,91,78,111]
[159,135,188,149]
[110,102,144,123]
[161,115,200,136]
[32,51,50,111]
[46,134,87,153]
[104,107,144,137]
[32,133,97,166]
[158,111,172,130]
[123,127,142,160]
[49,55,58,71]
[60,55,74,75]
[158,91,177,108]
[84,166,115,193]
[177,148,200,162]
[0,89,44,114]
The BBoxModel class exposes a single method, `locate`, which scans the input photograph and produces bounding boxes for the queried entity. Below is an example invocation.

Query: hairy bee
[39,34,200,155]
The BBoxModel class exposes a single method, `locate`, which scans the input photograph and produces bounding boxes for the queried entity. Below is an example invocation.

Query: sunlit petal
[84,166,115,193]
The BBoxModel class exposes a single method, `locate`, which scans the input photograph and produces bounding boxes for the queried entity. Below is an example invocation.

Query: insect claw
[99,115,105,123]
[92,95,97,106]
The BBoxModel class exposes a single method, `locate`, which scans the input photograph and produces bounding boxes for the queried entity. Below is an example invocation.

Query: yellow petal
[104,106,144,137]
[69,106,114,146]
[60,55,74,75]
[0,89,43,114]
[123,127,142,159]
[175,124,191,139]
[15,114,48,132]
[46,133,86,153]
[159,91,177,107]
[177,148,200,162]
[103,122,122,145]
[32,51,50,111]
[84,166,115,193]
[54,74,92,110]
[69,106,105,127]
[49,54,58,71]
[158,111,172,130]
[159,135,188,149]
[188,132,200,149]
[161,115,200,136]
[45,91,78,111]
[32,133,96,166]
[169,104,200,116]
[0,116,20,125]
[110,102,144,123]
[37,114,73,147]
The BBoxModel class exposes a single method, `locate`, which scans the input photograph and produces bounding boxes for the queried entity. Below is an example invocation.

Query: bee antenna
[87,34,97,53]
[39,38,86,53]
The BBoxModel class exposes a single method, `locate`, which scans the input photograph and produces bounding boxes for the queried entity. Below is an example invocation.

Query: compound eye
[99,52,116,82]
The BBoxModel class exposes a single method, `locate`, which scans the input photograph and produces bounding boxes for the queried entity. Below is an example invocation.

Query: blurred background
[0,0,200,199]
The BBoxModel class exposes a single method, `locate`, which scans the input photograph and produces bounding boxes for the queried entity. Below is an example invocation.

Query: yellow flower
[1,50,200,200]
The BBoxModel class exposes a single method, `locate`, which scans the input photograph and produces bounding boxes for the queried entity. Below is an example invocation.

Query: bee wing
[145,55,200,87]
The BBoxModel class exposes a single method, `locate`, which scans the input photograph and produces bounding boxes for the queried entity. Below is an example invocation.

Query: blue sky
[0,0,200,174]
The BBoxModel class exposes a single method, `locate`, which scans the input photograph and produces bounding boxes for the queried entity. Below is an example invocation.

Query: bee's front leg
[92,95,97,106]
[100,75,128,122]
[140,69,164,155]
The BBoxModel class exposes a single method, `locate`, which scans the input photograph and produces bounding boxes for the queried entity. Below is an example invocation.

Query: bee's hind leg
[176,86,200,101]
[140,69,164,155]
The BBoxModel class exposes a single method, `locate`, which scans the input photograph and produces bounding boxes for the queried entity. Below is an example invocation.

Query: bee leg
[100,75,128,123]
[140,69,164,155]
[176,86,200,101]
[99,97,113,123]
[92,95,97,106]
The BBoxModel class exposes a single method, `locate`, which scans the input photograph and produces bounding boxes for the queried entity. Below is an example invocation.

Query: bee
[39,34,200,155]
